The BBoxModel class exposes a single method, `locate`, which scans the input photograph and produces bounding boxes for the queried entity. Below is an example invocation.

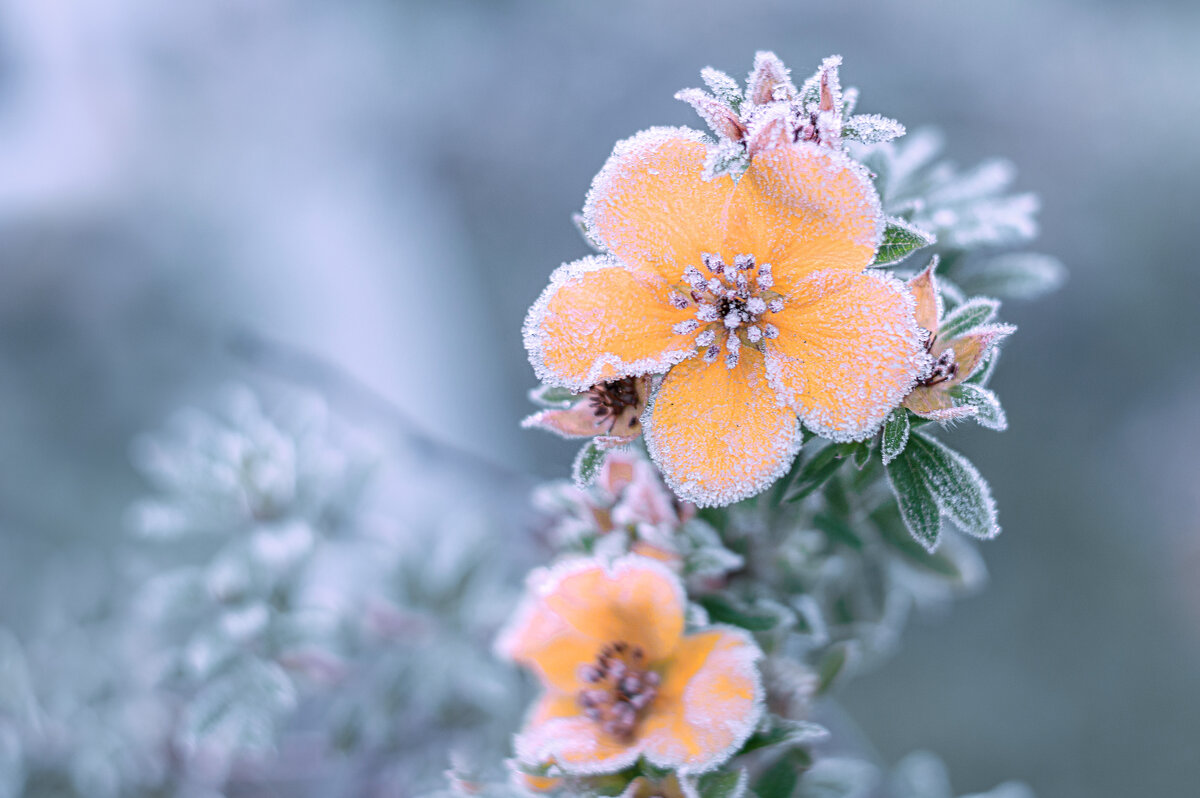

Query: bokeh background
[1,1,1198,796]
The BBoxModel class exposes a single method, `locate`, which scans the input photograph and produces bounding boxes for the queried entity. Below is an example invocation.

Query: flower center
[575,640,661,740]
[588,378,641,431]
[670,252,784,368]
[920,338,959,387]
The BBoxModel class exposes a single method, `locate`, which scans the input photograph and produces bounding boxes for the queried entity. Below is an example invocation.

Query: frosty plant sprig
[488,51,1060,798]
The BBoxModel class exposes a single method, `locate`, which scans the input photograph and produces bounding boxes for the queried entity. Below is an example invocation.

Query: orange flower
[903,261,1015,421]
[523,128,927,505]
[496,556,763,775]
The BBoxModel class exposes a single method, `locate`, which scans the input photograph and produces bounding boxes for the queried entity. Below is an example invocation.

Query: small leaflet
[938,297,1000,340]
[953,384,1008,431]
[528,384,577,408]
[872,217,937,267]
[842,114,906,145]
[881,410,911,465]
[701,66,744,110]
[885,445,941,551]
[698,768,749,798]
[571,440,606,488]
[903,432,999,541]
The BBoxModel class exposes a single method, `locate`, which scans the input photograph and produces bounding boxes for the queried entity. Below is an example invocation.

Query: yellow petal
[583,127,736,283]
[638,628,763,773]
[729,144,882,296]
[525,255,697,391]
[496,557,686,693]
[766,269,925,441]
[644,349,801,508]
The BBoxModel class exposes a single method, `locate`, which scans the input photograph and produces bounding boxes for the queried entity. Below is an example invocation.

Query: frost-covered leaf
[680,520,745,578]
[704,139,750,182]
[813,511,863,550]
[742,717,830,754]
[179,659,297,755]
[755,752,805,798]
[697,769,749,798]
[676,88,745,141]
[698,594,793,632]
[843,114,904,145]
[956,253,1066,301]
[872,218,936,266]
[851,440,871,470]
[870,501,963,578]
[903,433,999,541]
[571,441,606,488]
[938,298,999,341]
[701,66,744,110]
[881,411,911,465]
[920,193,1040,250]
[885,446,941,551]
[953,384,1007,431]
[815,643,858,694]
[529,384,578,408]
[784,442,853,503]
[572,212,603,251]
[797,757,878,798]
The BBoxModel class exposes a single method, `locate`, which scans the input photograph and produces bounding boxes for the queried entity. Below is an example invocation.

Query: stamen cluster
[575,641,661,740]
[921,340,959,387]
[671,252,783,369]
[588,378,642,431]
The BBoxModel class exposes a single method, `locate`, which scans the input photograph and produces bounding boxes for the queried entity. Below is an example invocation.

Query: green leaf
[870,501,962,578]
[755,753,803,798]
[571,441,606,488]
[697,769,748,798]
[880,410,911,465]
[813,511,863,550]
[937,297,999,341]
[852,441,871,470]
[816,643,856,694]
[701,67,744,111]
[885,445,941,551]
[872,217,936,266]
[903,433,999,540]
[529,384,578,408]
[697,594,791,632]
[953,384,1007,430]
[742,717,830,754]
[784,442,852,503]
[957,252,1066,301]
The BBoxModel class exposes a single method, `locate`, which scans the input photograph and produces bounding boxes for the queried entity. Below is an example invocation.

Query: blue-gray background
[1,1,1197,796]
